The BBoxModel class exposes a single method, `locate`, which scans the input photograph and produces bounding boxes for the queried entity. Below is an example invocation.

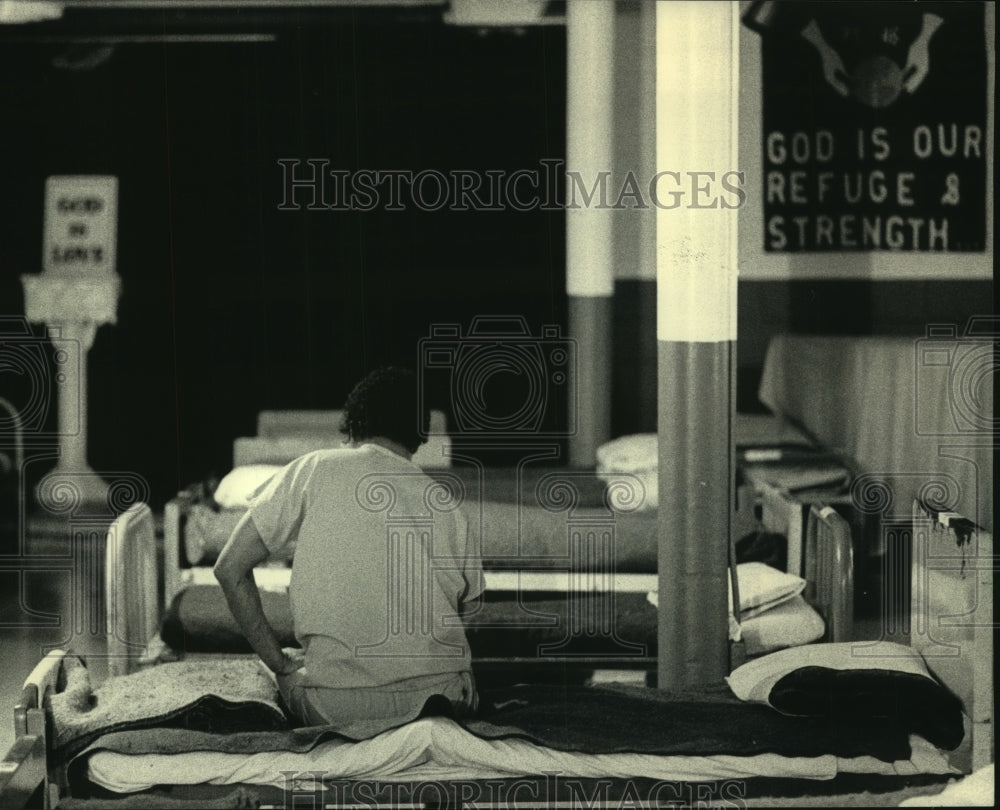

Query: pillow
[213,464,282,509]
[596,433,658,473]
[739,594,825,657]
[730,562,806,619]
[646,562,804,625]
[727,641,965,751]
[596,434,659,510]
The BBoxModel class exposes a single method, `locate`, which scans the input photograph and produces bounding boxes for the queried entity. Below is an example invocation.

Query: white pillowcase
[596,433,658,472]
[596,434,659,510]
[647,561,807,644]
[213,464,282,509]
[729,562,806,620]
[739,595,825,657]
[645,563,805,621]
[726,640,935,705]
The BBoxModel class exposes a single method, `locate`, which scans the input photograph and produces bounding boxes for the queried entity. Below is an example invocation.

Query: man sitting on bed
[214,367,483,737]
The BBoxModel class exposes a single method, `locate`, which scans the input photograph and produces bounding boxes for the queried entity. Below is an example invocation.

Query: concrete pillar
[566,0,615,466]
[654,1,739,689]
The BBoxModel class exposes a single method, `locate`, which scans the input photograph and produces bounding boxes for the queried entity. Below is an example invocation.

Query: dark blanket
[426,466,615,507]
[770,667,965,751]
[431,466,658,571]
[469,683,916,762]
[161,587,659,659]
[67,681,918,786]
[465,593,656,659]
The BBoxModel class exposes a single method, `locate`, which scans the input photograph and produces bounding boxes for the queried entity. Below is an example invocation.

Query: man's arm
[455,508,484,619]
[214,511,302,675]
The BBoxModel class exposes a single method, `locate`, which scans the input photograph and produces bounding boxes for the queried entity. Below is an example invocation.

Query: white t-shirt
[248,444,483,689]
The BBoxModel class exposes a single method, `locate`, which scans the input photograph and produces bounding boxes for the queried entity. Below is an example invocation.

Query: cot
[147,481,853,683]
[108,512,847,692]
[3,501,986,807]
[168,408,826,580]
[160,409,848,675]
[4,645,969,808]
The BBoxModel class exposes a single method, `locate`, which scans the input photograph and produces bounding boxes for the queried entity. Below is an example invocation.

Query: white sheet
[185,565,661,594]
[86,718,957,794]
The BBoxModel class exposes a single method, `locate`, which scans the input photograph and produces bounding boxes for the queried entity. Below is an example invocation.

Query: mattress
[86,724,955,794]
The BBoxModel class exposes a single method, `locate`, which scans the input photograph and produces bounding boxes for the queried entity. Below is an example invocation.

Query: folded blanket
[468,683,914,762]
[51,657,288,762]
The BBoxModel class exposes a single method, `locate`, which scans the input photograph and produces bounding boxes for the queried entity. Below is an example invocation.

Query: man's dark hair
[340,367,429,454]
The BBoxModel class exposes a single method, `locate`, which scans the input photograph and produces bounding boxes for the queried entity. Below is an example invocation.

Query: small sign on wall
[43,175,119,274]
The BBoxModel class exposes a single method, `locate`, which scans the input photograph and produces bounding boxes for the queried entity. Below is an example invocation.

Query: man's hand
[216,512,290,676]
[273,647,306,676]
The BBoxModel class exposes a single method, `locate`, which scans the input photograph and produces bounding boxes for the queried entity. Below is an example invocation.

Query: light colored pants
[277,668,478,739]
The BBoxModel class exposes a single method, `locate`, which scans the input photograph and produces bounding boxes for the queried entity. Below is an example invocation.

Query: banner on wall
[745,1,987,253]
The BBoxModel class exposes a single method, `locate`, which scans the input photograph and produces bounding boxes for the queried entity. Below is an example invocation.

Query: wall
[0,19,568,508]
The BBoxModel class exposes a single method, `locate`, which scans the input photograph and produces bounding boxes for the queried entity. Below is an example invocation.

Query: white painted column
[638,0,657,283]
[636,0,658,430]
[21,275,120,508]
[655,1,739,689]
[566,0,615,467]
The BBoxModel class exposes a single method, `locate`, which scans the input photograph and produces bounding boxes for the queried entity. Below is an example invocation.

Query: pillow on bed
[595,434,658,510]
[213,464,283,509]
[729,562,806,620]
[739,594,825,657]
[648,563,805,622]
[596,433,658,472]
[727,641,965,750]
